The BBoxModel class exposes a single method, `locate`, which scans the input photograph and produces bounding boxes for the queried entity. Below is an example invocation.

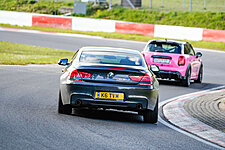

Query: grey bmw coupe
[58,47,159,123]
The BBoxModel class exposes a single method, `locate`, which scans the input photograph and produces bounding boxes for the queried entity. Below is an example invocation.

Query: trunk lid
[76,64,147,85]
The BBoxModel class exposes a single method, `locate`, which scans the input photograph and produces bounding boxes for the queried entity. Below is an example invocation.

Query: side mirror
[58,58,68,66]
[196,52,202,58]
[150,64,160,72]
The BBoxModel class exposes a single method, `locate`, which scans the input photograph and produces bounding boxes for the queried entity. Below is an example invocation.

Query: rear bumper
[149,64,187,77]
[153,70,184,80]
[71,98,146,111]
[60,82,158,111]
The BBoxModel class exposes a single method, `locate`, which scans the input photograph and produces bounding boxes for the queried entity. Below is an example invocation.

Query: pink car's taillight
[178,56,185,66]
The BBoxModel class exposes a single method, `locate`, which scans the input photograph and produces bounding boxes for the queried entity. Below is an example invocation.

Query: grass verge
[91,8,225,30]
[1,24,225,51]
[0,41,74,65]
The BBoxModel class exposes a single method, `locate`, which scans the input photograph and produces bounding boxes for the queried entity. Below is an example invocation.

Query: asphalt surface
[0,30,225,150]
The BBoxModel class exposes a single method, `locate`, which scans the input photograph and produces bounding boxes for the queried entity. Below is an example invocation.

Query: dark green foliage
[86,2,108,16]
[0,0,63,14]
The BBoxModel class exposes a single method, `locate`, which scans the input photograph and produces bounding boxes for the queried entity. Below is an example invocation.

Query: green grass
[91,8,225,30]
[0,41,74,65]
[0,0,64,14]
[1,24,224,51]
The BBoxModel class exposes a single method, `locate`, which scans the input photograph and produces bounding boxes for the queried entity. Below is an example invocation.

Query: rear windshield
[79,51,143,66]
[147,42,182,54]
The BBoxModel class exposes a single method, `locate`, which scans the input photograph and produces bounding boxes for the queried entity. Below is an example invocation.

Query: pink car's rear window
[148,42,181,54]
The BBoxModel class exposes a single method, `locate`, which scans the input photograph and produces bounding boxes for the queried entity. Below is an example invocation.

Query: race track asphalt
[0,30,225,150]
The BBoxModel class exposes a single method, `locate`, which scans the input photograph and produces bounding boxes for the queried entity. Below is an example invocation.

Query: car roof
[148,39,187,45]
[80,47,141,55]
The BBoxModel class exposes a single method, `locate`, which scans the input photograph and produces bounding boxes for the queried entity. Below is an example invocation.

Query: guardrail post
[190,0,192,12]
[150,0,152,10]
[109,0,112,9]
[126,0,135,9]
[161,0,164,8]
[204,0,206,9]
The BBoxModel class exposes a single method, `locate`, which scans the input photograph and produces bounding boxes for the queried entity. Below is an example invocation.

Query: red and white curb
[1,10,225,42]
[159,86,225,149]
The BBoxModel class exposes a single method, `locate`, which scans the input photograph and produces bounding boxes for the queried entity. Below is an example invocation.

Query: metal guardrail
[54,0,225,12]
[111,0,225,12]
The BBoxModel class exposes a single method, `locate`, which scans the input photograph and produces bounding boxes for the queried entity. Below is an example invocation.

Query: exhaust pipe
[136,103,142,110]
[75,100,82,106]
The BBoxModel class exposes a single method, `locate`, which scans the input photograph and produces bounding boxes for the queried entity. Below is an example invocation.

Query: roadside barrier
[32,15,72,29]
[0,11,32,26]
[203,29,225,43]
[72,17,116,32]
[0,10,224,43]
[115,22,154,36]
[154,25,203,41]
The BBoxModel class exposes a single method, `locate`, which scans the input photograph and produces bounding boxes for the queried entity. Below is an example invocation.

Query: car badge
[108,72,114,79]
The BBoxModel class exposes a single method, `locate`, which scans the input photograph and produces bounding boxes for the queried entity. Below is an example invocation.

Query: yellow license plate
[95,92,124,100]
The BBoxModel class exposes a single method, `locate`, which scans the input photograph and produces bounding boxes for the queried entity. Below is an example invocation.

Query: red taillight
[142,53,145,57]
[69,69,81,81]
[69,70,92,81]
[129,73,153,85]
[129,75,143,81]
[178,56,185,66]
[139,73,153,85]
[79,72,92,78]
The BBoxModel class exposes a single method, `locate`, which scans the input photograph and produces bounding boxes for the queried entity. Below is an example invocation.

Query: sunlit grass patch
[0,41,74,65]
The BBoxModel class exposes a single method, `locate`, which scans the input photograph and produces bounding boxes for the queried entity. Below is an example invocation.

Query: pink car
[142,39,203,87]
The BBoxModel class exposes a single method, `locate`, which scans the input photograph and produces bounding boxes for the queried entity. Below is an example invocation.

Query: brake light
[129,73,153,85]
[69,69,81,81]
[129,75,143,81]
[69,70,92,81]
[139,73,153,85]
[142,53,145,57]
[178,56,185,66]
[79,72,92,78]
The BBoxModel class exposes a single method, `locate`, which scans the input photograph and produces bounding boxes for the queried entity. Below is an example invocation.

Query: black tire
[58,91,72,115]
[143,100,158,123]
[194,66,203,83]
[182,69,191,87]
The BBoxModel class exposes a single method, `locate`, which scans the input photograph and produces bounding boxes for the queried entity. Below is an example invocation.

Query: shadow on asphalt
[72,108,145,123]
[67,81,224,123]
[158,79,223,90]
